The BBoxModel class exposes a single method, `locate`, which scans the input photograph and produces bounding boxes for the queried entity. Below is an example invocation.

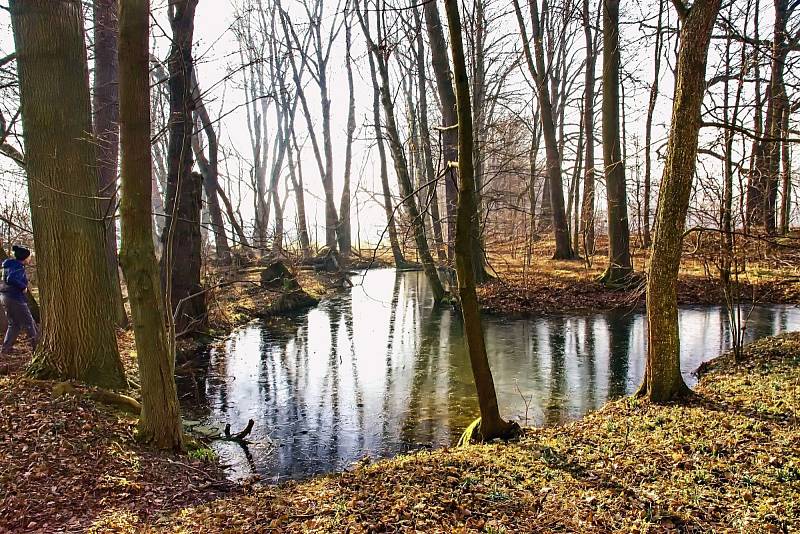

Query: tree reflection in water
[178,269,800,481]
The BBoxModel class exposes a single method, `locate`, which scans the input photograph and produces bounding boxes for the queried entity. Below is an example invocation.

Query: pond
[178,268,800,482]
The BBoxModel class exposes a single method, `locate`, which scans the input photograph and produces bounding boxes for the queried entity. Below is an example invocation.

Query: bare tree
[639,0,722,402]
[92,0,128,327]
[513,0,575,259]
[118,0,184,450]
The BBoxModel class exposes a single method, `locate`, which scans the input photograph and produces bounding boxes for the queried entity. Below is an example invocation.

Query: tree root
[87,389,142,415]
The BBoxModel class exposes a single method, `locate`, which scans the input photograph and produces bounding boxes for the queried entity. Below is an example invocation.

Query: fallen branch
[222,419,254,442]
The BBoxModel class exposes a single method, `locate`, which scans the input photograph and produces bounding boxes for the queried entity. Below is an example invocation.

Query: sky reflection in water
[178,268,800,482]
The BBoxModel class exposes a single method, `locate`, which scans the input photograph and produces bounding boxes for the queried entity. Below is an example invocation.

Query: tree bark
[638,0,721,402]
[161,0,206,335]
[278,4,340,251]
[92,0,128,327]
[443,0,516,441]
[759,0,790,235]
[358,3,445,300]
[287,123,312,259]
[11,0,126,389]
[600,0,632,286]
[745,0,763,231]
[118,0,184,450]
[779,105,791,234]
[338,15,355,257]
[414,7,447,263]
[468,0,492,282]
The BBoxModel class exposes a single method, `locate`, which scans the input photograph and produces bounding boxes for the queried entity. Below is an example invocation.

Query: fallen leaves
[2,290,800,531]
[478,238,799,316]
[0,373,233,533]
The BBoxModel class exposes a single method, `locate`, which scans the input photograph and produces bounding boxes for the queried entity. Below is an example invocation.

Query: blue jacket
[1,259,28,302]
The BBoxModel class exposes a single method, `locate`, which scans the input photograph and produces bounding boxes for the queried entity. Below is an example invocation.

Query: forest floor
[2,330,796,532]
[478,236,800,315]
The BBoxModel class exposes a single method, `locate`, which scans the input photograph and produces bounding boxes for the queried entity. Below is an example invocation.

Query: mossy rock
[267,289,319,315]
[261,261,299,290]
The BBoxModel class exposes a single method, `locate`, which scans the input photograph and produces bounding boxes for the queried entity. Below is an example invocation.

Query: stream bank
[137,332,800,531]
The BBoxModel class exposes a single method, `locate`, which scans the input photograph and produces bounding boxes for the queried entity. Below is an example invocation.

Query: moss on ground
[95,332,800,532]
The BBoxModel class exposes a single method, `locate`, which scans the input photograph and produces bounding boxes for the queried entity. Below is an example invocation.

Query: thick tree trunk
[11,0,126,389]
[161,0,205,335]
[639,0,721,402]
[118,0,184,451]
[423,0,458,260]
[760,0,789,235]
[745,0,763,231]
[600,0,632,286]
[92,0,128,327]
[443,0,516,442]
[580,0,596,257]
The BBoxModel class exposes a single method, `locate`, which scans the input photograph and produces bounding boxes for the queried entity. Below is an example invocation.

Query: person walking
[0,245,38,354]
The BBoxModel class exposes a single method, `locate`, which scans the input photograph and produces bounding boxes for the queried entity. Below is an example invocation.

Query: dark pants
[0,294,38,353]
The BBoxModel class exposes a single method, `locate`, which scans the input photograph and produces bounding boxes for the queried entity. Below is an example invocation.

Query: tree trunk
[513,0,574,259]
[92,0,128,327]
[779,105,791,234]
[161,0,205,335]
[423,0,458,260]
[638,0,721,402]
[643,0,665,248]
[11,0,126,389]
[216,184,249,249]
[338,16,355,257]
[600,0,632,286]
[760,0,789,235]
[118,0,184,450]
[745,0,763,231]
[365,43,406,267]
[443,0,516,441]
[287,125,312,259]
[358,5,444,299]
[580,0,597,257]
[191,78,231,265]
[469,0,492,282]
[414,7,447,263]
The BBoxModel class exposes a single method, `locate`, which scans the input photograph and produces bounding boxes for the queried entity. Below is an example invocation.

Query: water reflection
[178,268,800,482]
